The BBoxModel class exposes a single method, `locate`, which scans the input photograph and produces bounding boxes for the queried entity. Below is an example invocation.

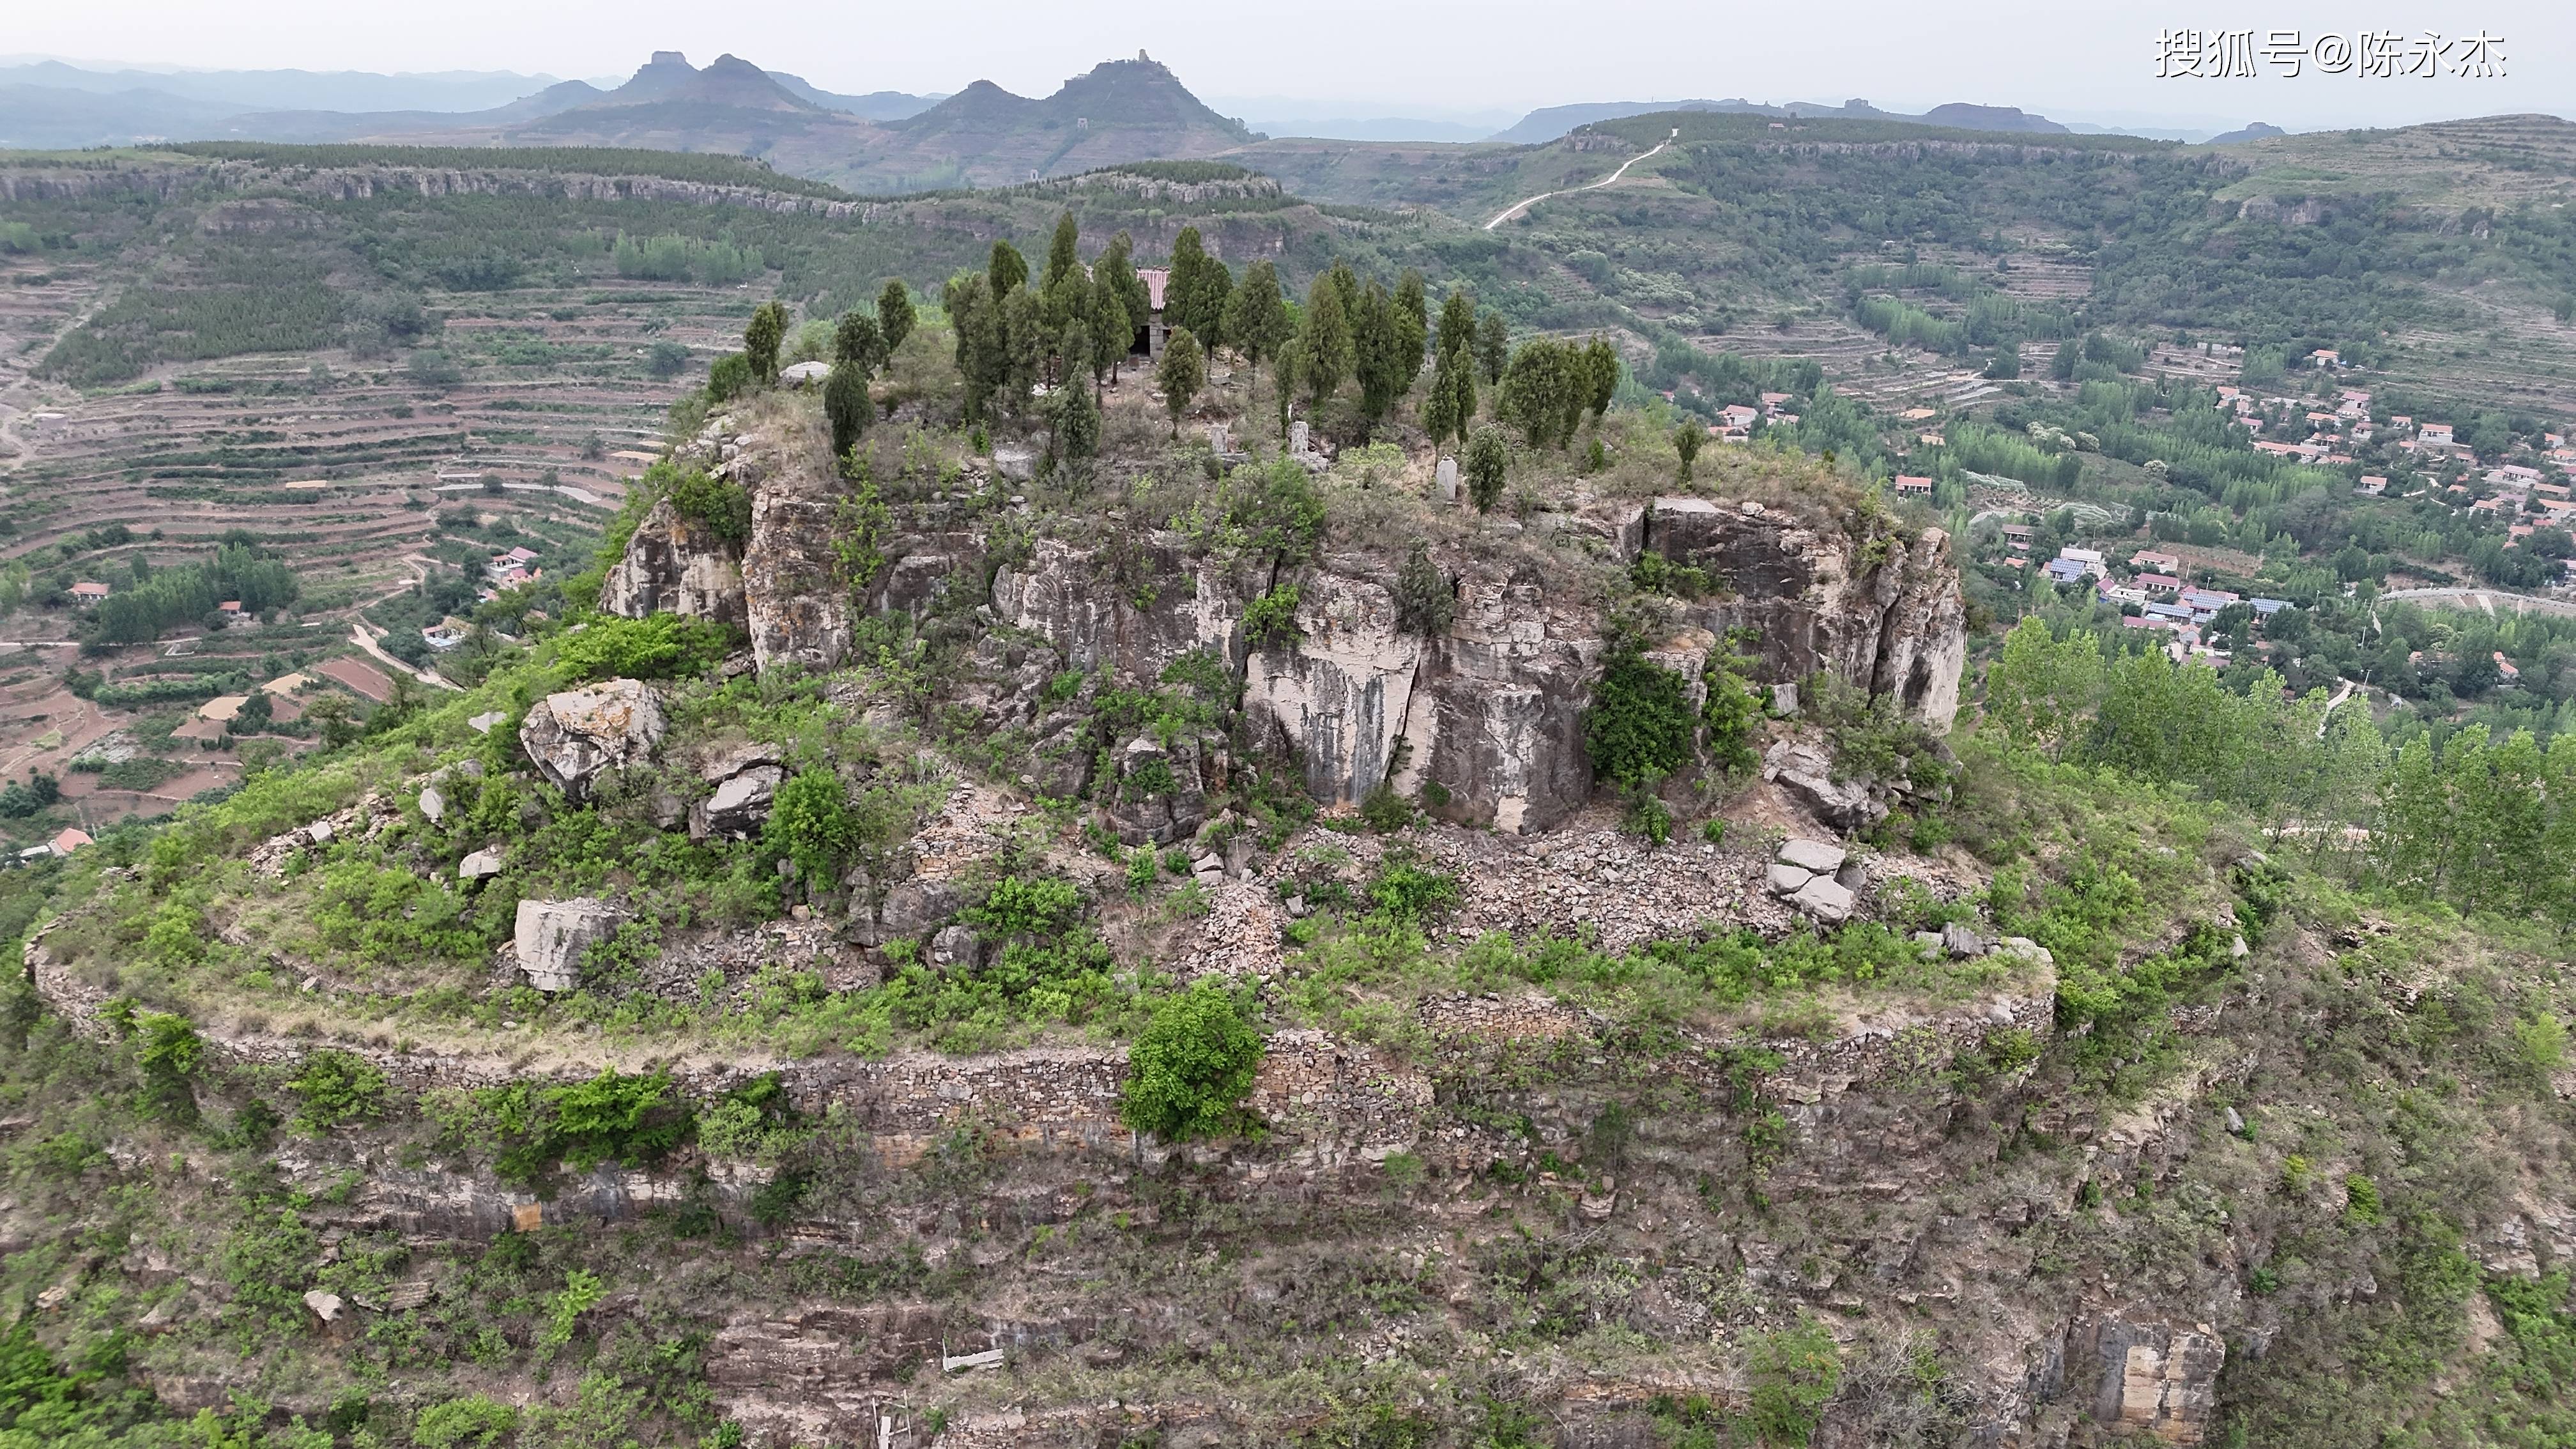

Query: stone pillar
[1435,455,1459,501]
[1208,422,1230,454]
[1289,419,1310,454]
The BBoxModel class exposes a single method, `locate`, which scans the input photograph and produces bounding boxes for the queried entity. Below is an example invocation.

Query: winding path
[1483,128,1679,231]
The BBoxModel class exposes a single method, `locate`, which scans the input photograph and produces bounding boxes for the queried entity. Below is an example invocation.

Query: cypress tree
[1354,282,1405,424]
[825,356,871,461]
[1582,336,1620,420]
[1157,326,1207,440]
[1674,423,1703,482]
[1301,275,1351,404]
[1425,346,1474,447]
[743,301,788,385]
[988,240,1028,298]
[1042,211,1081,294]
[1466,424,1510,513]
[1096,231,1149,335]
[1393,269,1429,380]
[834,310,884,373]
[1088,282,1130,394]
[1501,339,1569,448]
[1092,233,1144,381]
[877,280,915,352]
[1475,311,1509,386]
[1167,227,1232,349]
[1326,261,1361,327]
[1221,259,1291,399]
[945,271,999,424]
[999,284,1043,418]
[1050,320,1100,464]
[1436,289,1476,360]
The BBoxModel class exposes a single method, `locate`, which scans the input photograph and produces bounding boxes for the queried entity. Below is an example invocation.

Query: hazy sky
[13,0,2572,131]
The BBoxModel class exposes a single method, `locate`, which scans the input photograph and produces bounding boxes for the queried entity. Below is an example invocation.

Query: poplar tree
[743,301,788,385]
[1157,326,1206,440]
[1301,275,1351,405]
[877,280,916,352]
[1221,259,1291,399]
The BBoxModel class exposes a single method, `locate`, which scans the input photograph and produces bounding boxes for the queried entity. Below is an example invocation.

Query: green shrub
[707,352,752,401]
[963,874,1084,941]
[480,1069,692,1188]
[1745,1315,1841,1445]
[553,613,733,682]
[134,1011,203,1124]
[1366,850,1459,923]
[1358,784,1418,833]
[1584,644,1697,787]
[286,1048,388,1134]
[1392,543,1453,637]
[1120,982,1264,1140]
[1242,582,1304,648]
[414,1395,519,1449]
[668,470,751,545]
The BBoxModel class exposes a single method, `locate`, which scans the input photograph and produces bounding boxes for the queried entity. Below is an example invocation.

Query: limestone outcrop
[604,438,1969,835]
[600,497,746,627]
[519,678,665,801]
[744,485,854,673]
[513,898,628,992]
[1635,495,1965,726]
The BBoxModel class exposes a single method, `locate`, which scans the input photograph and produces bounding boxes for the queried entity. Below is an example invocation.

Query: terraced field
[0,248,755,845]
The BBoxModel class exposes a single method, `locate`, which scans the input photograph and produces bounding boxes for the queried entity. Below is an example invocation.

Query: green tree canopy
[1156,326,1208,439]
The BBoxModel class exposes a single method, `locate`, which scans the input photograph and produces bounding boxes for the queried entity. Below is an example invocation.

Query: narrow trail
[1483,128,1678,231]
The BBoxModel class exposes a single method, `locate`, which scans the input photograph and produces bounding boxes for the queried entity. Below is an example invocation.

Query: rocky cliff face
[1637,496,1965,726]
[609,425,1970,834]
[599,497,747,626]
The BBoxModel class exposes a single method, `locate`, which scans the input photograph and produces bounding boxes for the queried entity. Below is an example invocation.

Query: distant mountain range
[0,54,947,150]
[1486,96,2078,145]
[0,50,2288,185]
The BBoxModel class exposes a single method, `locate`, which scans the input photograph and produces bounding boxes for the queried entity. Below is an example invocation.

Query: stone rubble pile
[1765,836,1859,924]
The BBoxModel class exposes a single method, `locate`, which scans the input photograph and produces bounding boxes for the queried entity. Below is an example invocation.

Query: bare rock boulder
[689,744,786,841]
[1765,740,1888,834]
[514,898,628,992]
[1788,874,1855,924]
[519,679,665,801]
